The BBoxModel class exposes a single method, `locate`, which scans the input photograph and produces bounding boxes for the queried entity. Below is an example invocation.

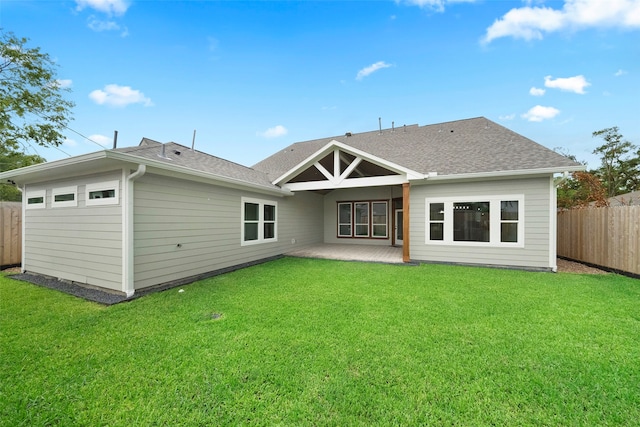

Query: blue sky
[2,0,639,169]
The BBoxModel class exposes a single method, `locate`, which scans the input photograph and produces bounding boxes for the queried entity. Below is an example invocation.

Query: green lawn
[1,258,639,426]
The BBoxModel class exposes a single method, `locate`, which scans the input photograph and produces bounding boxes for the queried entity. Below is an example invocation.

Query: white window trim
[371,201,389,238]
[25,189,46,210]
[336,200,389,239]
[337,202,352,237]
[241,197,278,246]
[354,202,370,237]
[52,186,78,208]
[86,181,120,206]
[425,195,524,248]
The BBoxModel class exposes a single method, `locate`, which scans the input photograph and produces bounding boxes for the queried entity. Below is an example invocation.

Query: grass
[1,258,639,426]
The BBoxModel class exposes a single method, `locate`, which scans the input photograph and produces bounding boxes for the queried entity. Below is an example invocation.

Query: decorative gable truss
[274,140,424,191]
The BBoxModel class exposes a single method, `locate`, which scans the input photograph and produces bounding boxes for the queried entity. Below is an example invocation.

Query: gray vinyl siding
[322,186,403,245]
[24,171,123,291]
[409,176,553,269]
[133,174,323,289]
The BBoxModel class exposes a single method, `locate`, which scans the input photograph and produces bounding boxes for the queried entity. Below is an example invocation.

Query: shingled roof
[252,117,582,182]
[115,138,278,190]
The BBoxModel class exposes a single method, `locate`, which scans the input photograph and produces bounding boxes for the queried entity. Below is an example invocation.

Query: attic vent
[173,150,181,155]
[345,132,352,137]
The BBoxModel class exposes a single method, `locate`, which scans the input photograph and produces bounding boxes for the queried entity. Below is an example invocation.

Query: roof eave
[0,151,109,182]
[0,150,292,197]
[412,165,586,183]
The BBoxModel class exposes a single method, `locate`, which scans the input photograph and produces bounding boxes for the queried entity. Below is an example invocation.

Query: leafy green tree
[592,127,639,197]
[1,30,74,152]
[0,146,45,200]
[557,171,608,209]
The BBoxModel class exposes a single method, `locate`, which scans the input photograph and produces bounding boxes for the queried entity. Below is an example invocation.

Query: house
[0,117,584,296]
[608,190,640,206]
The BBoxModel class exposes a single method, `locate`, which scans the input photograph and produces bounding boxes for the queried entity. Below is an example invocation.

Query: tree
[1,30,74,152]
[557,171,609,209]
[0,146,45,201]
[592,127,640,197]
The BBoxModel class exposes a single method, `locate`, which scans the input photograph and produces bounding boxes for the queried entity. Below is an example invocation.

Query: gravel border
[4,256,283,305]
[10,273,131,305]
[556,258,609,275]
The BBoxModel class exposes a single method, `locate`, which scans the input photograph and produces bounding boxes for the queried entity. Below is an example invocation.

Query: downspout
[550,171,569,272]
[18,185,26,273]
[123,164,146,297]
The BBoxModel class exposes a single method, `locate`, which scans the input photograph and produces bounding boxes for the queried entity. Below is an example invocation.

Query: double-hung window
[242,197,277,245]
[500,200,519,243]
[354,202,369,237]
[338,203,352,237]
[425,195,524,247]
[337,200,388,239]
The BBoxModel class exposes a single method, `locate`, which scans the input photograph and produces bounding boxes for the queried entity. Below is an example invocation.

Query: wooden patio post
[402,182,410,262]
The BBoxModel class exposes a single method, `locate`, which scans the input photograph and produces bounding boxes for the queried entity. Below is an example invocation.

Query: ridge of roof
[114,138,278,190]
[119,138,261,173]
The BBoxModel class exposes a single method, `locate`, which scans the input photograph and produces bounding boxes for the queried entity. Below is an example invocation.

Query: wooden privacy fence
[0,202,21,268]
[557,206,640,276]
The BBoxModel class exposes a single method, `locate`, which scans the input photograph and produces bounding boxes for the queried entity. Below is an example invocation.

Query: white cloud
[86,15,128,36]
[75,0,130,16]
[499,114,516,120]
[88,134,112,147]
[399,0,476,12]
[89,84,153,107]
[356,61,393,80]
[544,75,590,94]
[88,16,117,31]
[522,105,560,121]
[54,79,73,89]
[257,125,288,139]
[529,86,546,96]
[63,138,78,147]
[614,69,628,76]
[483,0,640,44]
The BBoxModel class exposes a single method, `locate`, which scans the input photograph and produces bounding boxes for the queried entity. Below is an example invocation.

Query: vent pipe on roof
[392,121,395,132]
[191,129,196,151]
[113,130,118,149]
[158,143,172,160]
[403,124,406,132]
[378,117,382,134]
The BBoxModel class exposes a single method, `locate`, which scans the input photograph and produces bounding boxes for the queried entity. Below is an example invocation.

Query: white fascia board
[410,165,586,184]
[0,151,108,181]
[272,140,338,185]
[0,149,292,197]
[283,175,408,192]
[273,139,424,185]
[105,151,293,197]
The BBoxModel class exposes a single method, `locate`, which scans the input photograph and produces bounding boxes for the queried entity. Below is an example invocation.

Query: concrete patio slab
[286,244,404,264]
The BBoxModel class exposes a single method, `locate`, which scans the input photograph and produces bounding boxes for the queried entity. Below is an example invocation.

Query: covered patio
[286,244,404,264]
